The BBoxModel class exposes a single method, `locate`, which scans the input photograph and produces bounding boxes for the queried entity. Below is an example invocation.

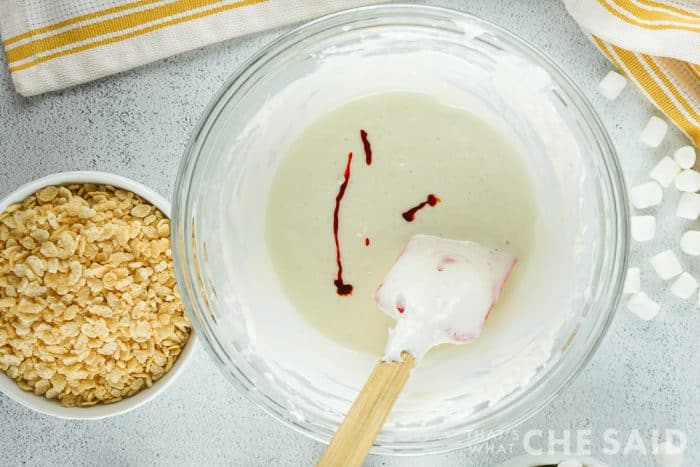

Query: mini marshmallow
[676,192,700,220]
[650,250,682,280]
[674,169,700,192]
[631,215,656,242]
[670,272,697,299]
[627,292,660,320]
[598,70,627,100]
[623,267,640,294]
[674,145,696,169]
[650,157,680,187]
[629,181,662,209]
[680,230,700,256]
[640,116,668,147]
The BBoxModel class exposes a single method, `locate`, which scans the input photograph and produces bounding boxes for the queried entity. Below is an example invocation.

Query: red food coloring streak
[360,129,372,165]
[364,237,370,246]
[333,152,354,296]
[402,194,440,222]
[396,305,405,314]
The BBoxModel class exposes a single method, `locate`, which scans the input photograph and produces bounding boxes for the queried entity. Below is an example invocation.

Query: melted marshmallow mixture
[267,93,542,360]
[250,86,576,429]
[201,14,589,428]
[263,91,578,424]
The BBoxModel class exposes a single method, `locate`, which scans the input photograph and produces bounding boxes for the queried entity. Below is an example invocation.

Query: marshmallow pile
[628,147,699,212]
[624,130,698,319]
[602,70,700,319]
[599,71,700,321]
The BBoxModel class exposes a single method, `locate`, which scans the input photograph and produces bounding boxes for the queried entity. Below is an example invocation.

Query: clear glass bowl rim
[172,3,630,456]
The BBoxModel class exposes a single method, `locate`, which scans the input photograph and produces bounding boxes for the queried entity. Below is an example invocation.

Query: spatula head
[375,234,516,360]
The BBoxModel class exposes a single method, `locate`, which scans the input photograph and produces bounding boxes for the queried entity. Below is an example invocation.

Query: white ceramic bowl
[0,171,196,419]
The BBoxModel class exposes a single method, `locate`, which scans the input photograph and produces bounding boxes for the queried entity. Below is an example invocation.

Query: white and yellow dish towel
[0,0,698,146]
[0,0,374,96]
[564,0,700,146]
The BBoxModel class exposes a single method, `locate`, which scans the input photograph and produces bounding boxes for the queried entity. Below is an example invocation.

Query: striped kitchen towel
[564,0,700,147]
[0,0,376,97]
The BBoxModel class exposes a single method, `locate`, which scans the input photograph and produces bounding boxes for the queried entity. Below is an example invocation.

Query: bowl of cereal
[0,171,195,419]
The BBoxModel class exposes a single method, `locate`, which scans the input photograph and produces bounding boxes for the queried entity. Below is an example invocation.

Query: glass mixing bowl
[172,4,628,455]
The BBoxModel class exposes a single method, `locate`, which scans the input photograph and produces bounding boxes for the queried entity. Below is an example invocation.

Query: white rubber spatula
[318,235,516,467]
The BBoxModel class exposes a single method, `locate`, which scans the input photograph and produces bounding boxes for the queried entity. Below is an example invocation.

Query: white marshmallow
[640,116,668,147]
[674,145,696,169]
[629,181,662,209]
[649,250,682,280]
[598,70,627,100]
[680,230,700,256]
[674,169,700,192]
[654,440,684,467]
[650,157,680,187]
[623,267,640,294]
[670,272,697,299]
[631,215,656,242]
[676,192,700,220]
[627,292,660,320]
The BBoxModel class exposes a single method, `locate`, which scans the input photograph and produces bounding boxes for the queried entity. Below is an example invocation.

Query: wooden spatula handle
[317,352,416,467]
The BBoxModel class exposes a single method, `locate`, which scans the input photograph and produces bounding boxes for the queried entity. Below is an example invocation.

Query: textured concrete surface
[0,1,698,466]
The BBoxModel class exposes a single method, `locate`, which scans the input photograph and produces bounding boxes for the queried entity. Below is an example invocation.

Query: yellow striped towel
[564,0,700,147]
[0,0,376,97]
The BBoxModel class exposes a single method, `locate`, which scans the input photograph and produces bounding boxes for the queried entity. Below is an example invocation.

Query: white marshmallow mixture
[260,87,582,423]
[212,24,592,431]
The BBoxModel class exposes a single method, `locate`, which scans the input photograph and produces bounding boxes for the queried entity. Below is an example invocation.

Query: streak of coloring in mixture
[330,128,442,296]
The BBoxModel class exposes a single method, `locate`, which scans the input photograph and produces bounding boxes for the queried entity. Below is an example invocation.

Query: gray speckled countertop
[0,1,698,466]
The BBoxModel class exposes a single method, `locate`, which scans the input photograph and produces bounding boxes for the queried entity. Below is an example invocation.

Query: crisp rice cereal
[0,184,191,407]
